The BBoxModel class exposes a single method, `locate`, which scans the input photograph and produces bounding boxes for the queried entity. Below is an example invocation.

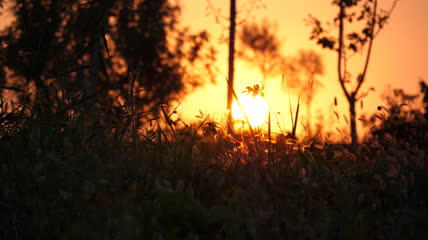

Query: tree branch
[337,2,350,100]
[354,0,377,97]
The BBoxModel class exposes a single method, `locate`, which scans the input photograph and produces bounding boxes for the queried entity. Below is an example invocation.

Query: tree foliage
[282,50,324,137]
[238,19,282,85]
[0,0,217,112]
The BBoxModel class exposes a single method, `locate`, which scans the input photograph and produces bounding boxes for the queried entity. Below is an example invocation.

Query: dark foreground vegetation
[1,84,427,240]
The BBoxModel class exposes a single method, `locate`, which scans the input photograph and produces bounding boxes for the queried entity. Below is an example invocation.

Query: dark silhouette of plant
[307,0,398,149]
[238,19,283,86]
[367,82,427,150]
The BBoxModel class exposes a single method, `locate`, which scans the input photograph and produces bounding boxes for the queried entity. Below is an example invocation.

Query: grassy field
[0,91,427,240]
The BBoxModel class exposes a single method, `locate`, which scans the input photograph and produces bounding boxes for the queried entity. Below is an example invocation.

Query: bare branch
[337,3,350,99]
[354,0,377,96]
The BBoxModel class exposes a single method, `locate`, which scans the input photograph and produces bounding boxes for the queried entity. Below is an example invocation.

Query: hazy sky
[177,0,428,134]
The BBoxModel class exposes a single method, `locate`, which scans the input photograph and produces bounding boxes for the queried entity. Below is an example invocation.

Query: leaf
[102,29,110,57]
[313,143,324,150]
[317,37,335,49]
[362,27,372,38]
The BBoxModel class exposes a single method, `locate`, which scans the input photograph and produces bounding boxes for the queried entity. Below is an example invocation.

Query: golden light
[232,93,269,127]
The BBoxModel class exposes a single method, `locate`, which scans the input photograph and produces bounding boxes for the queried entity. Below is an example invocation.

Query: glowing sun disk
[232,93,269,127]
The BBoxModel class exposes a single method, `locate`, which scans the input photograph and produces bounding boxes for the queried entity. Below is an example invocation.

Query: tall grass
[1,81,427,239]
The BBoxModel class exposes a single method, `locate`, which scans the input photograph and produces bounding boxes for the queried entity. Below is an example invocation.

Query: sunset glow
[232,93,269,127]
[178,0,428,140]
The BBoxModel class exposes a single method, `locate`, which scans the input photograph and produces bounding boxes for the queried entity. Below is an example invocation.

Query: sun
[232,93,269,127]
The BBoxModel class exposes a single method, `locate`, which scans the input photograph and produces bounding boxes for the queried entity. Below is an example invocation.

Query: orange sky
[178,0,428,137]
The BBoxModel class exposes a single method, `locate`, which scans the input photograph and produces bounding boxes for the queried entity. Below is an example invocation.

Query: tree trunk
[349,98,358,150]
[227,0,236,134]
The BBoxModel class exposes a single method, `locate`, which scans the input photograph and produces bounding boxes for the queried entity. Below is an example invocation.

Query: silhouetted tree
[238,19,282,86]
[0,0,216,114]
[0,0,77,106]
[307,0,398,149]
[107,1,217,112]
[0,0,89,146]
